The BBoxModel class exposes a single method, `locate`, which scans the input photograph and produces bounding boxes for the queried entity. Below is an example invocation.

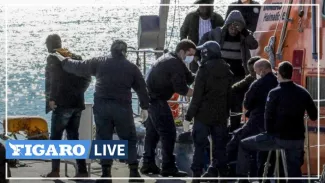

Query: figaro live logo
[6,140,128,159]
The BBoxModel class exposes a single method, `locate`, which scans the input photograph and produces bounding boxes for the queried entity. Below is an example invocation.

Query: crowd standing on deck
[47,2,317,183]
[0,1,318,183]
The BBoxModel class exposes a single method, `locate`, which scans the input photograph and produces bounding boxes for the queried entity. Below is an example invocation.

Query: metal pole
[311,0,317,60]
[143,52,146,75]
[156,0,170,59]
[305,117,311,183]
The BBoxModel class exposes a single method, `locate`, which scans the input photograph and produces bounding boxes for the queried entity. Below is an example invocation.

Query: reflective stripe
[223,41,241,51]
[221,41,241,60]
[221,50,242,60]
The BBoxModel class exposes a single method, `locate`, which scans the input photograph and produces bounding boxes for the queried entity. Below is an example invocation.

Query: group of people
[40,1,318,183]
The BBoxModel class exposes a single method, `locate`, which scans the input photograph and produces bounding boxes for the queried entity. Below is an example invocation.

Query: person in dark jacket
[185,41,232,182]
[236,61,318,183]
[50,40,149,183]
[227,59,278,178]
[199,10,258,132]
[44,34,91,178]
[0,142,10,183]
[180,0,224,73]
[140,39,196,177]
[231,56,260,95]
[226,0,261,32]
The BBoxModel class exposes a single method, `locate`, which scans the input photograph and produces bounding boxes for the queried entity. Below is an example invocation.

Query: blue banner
[6,140,128,160]
[89,140,128,159]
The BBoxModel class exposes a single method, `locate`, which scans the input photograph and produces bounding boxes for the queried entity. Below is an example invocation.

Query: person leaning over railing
[235,61,318,183]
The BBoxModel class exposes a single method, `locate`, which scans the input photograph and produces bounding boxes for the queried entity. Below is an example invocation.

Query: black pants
[227,118,275,178]
[50,107,87,173]
[229,75,245,132]
[0,143,10,183]
[191,120,228,173]
[143,100,177,170]
[93,98,138,167]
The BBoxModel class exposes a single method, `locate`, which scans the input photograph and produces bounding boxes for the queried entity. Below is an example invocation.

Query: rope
[264,0,287,69]
[166,0,177,49]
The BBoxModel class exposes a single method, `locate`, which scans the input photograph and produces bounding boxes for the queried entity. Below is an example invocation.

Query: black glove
[241,28,250,37]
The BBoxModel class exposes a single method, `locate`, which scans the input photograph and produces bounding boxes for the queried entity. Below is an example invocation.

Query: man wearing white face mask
[140,39,196,177]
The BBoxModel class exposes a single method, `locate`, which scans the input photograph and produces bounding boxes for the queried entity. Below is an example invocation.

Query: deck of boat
[9,160,191,183]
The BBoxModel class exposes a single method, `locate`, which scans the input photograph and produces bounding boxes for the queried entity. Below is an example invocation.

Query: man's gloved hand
[50,52,67,61]
[183,120,191,132]
[140,110,149,123]
[241,28,250,37]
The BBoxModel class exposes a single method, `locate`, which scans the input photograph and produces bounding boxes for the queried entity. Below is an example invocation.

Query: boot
[140,162,161,174]
[129,163,144,183]
[96,166,112,183]
[160,166,188,177]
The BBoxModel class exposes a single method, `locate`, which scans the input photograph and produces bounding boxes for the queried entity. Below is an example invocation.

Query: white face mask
[184,56,194,64]
[256,74,261,79]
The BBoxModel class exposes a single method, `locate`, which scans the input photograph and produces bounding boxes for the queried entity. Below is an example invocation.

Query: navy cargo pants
[143,99,177,170]
[93,98,138,167]
[191,120,228,174]
[50,107,87,173]
[237,133,305,183]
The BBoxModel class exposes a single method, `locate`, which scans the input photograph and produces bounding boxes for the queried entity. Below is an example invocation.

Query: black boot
[140,162,161,174]
[160,166,188,177]
[95,166,112,183]
[129,163,144,183]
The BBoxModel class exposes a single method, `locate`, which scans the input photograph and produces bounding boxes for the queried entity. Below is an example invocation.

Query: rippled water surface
[0,0,262,131]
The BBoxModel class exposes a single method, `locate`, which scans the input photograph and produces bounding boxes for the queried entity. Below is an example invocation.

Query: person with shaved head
[235,61,317,182]
[229,58,278,179]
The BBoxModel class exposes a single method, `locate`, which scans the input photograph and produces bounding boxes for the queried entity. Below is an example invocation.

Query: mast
[156,0,170,59]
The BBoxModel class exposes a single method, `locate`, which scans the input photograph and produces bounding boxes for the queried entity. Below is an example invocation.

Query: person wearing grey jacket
[51,40,150,183]
[199,10,258,132]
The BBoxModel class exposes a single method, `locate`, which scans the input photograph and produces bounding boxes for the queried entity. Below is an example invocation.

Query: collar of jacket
[170,52,185,64]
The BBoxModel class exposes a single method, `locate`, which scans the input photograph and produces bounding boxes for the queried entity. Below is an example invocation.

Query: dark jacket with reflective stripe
[61,55,150,110]
[146,52,195,101]
[185,58,233,125]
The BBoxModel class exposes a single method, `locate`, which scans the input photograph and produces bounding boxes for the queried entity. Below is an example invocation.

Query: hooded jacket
[185,44,233,125]
[45,53,91,114]
[226,0,261,32]
[191,10,258,74]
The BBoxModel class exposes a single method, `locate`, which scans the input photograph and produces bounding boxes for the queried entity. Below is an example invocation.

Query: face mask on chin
[184,55,194,64]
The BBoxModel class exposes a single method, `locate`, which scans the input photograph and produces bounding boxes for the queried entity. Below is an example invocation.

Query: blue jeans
[93,98,138,167]
[191,120,228,173]
[143,100,177,170]
[236,133,305,183]
[50,107,87,173]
